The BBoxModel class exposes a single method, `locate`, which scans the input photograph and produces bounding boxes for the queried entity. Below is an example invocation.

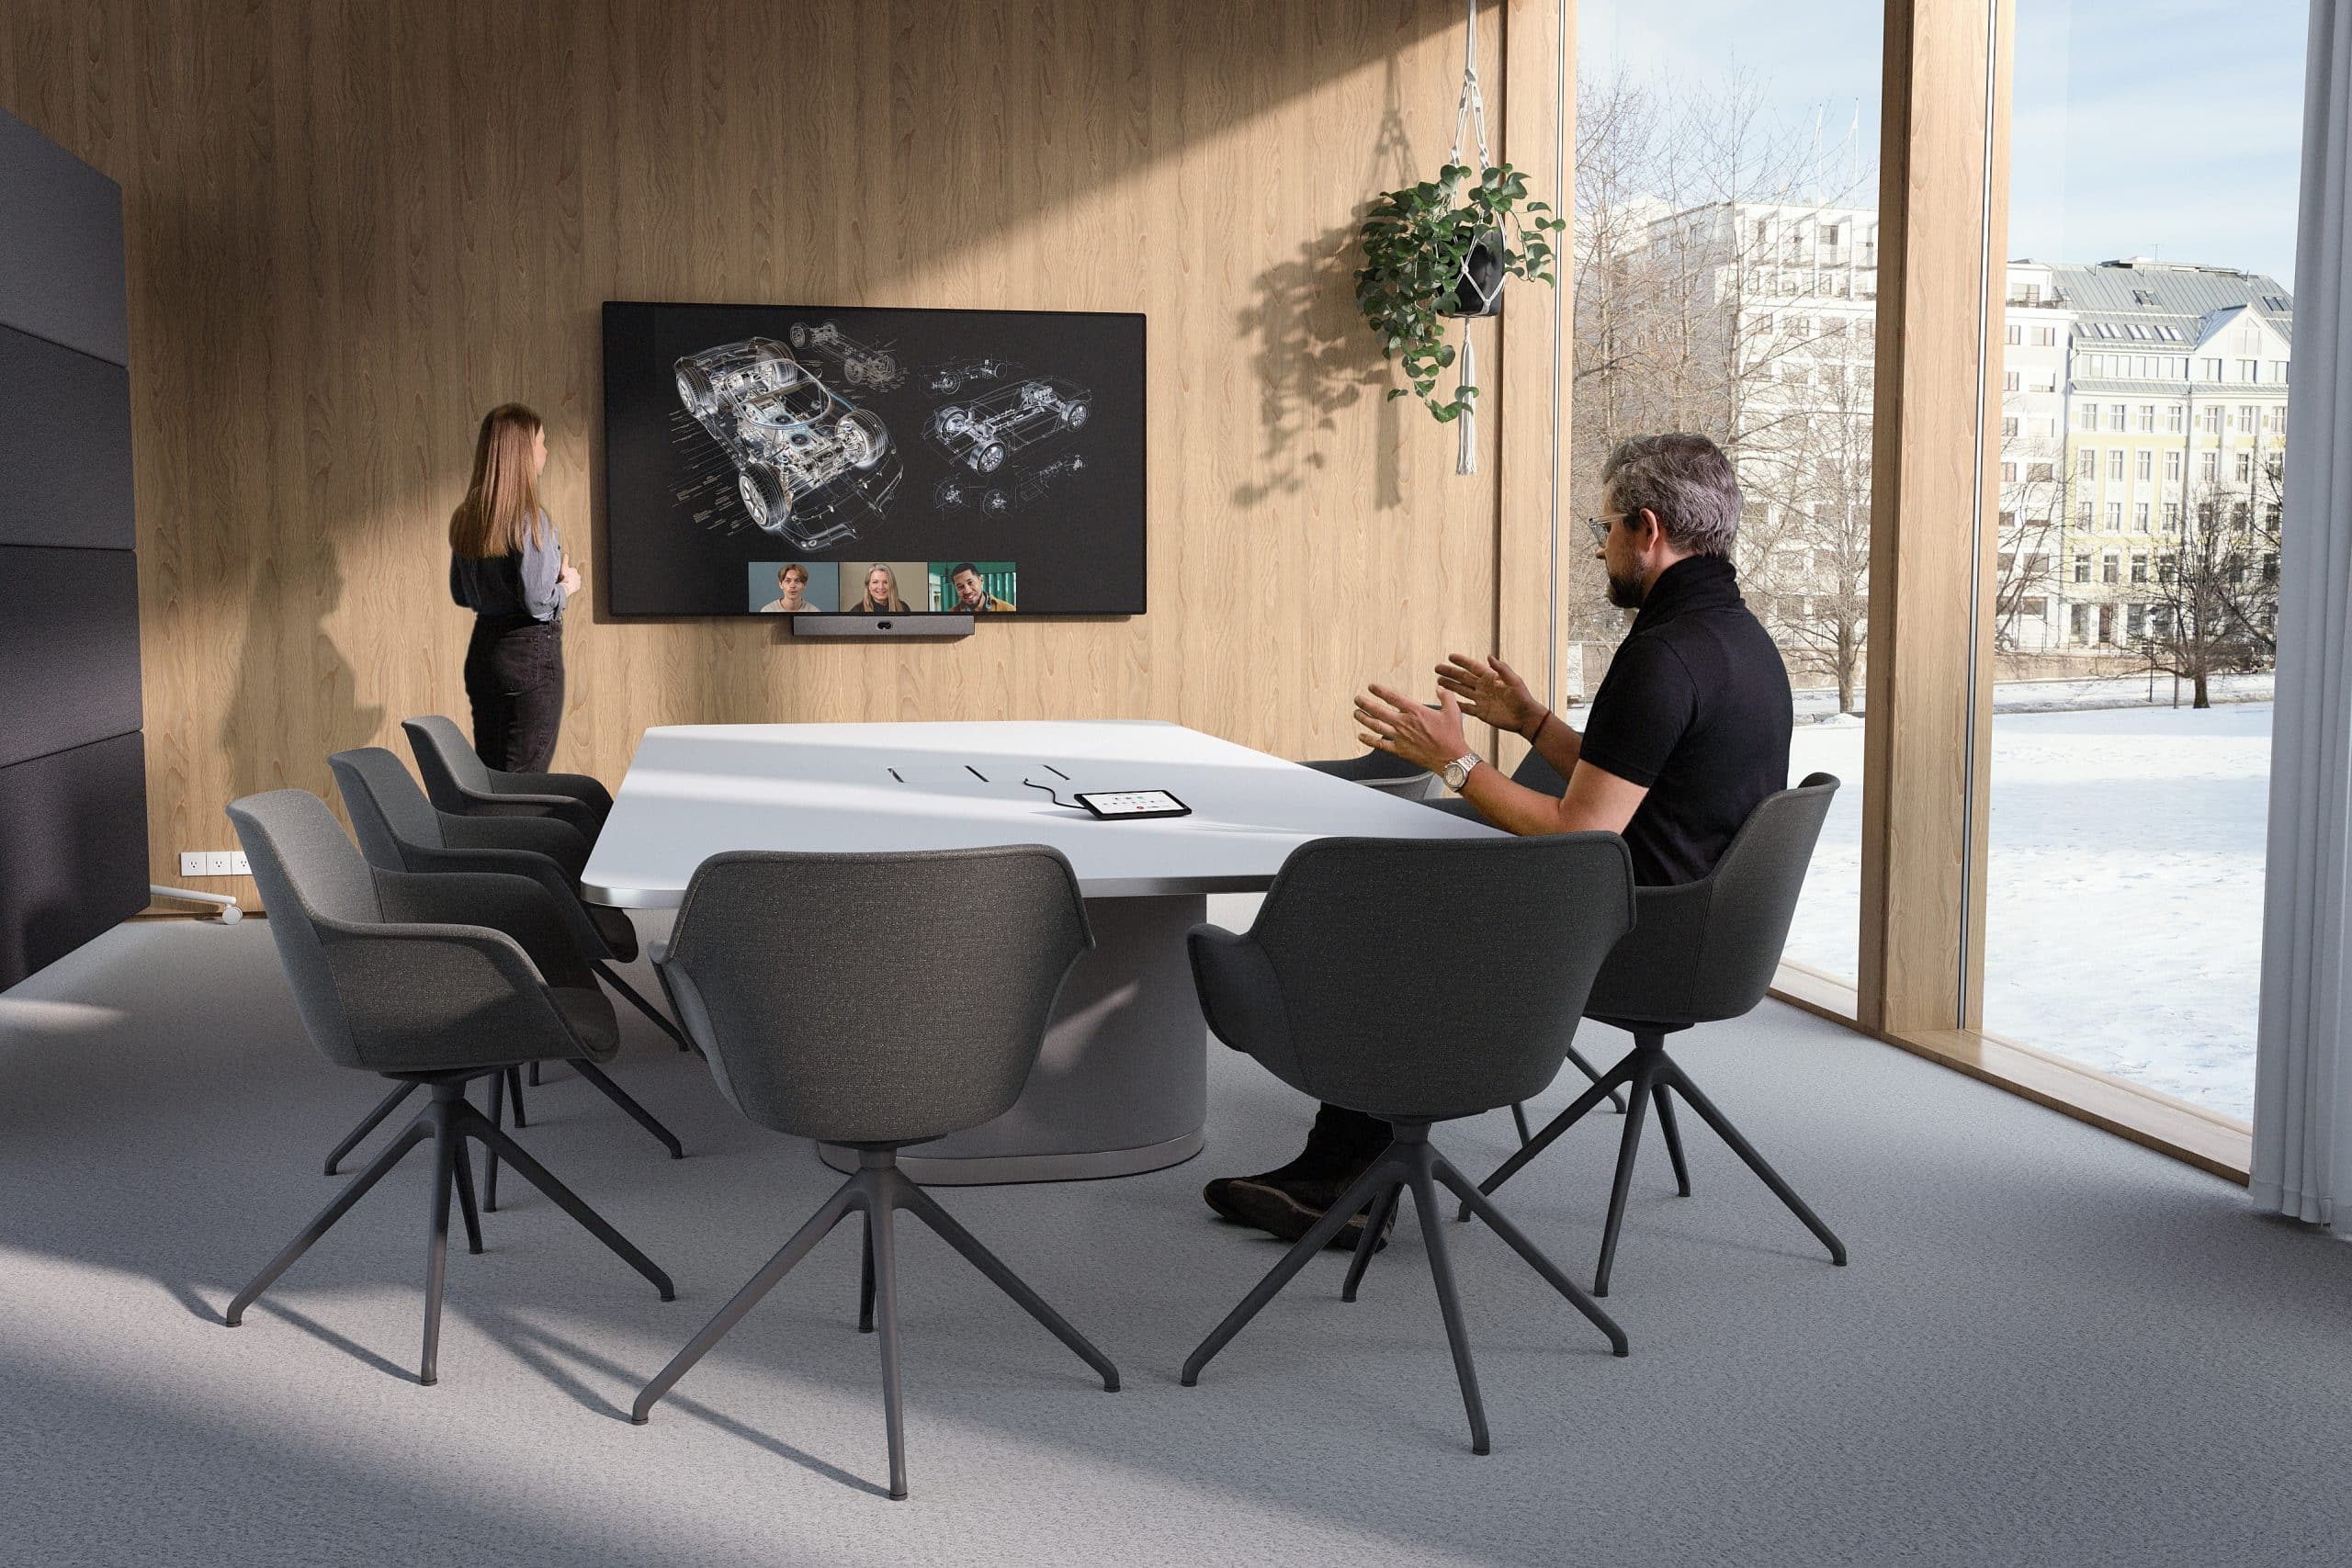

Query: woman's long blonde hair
[861,563,905,610]
[449,403,547,559]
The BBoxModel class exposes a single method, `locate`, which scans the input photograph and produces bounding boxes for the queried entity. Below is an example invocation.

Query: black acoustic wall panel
[0,733,149,985]
[0,322,135,549]
[0,107,129,367]
[0,108,143,989]
[0,546,142,769]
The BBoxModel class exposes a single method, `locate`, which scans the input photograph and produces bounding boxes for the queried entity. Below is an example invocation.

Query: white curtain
[2252,2,2352,1224]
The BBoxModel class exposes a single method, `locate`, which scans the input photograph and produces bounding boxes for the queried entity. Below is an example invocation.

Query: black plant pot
[1440,228,1506,319]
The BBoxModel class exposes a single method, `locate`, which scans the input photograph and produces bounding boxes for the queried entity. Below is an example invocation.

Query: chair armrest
[1185,925,1305,1089]
[1418,797,1487,822]
[449,784,603,840]
[311,917,582,1073]
[372,867,600,988]
[492,768,613,816]
[439,811,592,881]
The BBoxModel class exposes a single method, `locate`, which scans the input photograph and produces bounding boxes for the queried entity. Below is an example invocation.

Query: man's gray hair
[1600,433,1742,558]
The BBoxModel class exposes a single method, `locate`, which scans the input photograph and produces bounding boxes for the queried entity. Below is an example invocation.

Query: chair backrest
[1241,834,1634,1120]
[657,847,1093,1145]
[328,748,447,868]
[402,715,490,814]
[1584,773,1839,1028]
[1510,746,1567,795]
[227,789,384,1069]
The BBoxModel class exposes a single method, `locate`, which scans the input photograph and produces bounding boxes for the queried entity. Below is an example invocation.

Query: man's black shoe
[1203,1170,1397,1251]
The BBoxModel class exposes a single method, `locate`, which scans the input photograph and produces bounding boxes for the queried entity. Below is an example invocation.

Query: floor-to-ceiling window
[1571,1,1884,994]
[1982,0,2305,1121]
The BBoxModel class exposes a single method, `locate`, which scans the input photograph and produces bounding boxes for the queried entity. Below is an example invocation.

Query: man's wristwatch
[1441,752,1482,793]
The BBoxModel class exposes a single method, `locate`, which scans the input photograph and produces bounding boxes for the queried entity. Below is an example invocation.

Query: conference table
[581,720,1501,1183]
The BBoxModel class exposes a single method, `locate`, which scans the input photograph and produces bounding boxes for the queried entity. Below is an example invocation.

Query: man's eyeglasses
[1585,513,1626,547]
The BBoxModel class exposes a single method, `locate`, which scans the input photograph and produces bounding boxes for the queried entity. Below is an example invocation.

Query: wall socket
[178,850,251,878]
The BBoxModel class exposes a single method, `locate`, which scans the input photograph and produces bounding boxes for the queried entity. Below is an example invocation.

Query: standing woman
[449,403,579,771]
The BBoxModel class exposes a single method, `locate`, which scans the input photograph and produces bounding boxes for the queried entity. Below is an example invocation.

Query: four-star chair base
[1181,1122,1627,1457]
[1468,1029,1848,1297]
[632,1147,1120,1501]
[225,1074,675,1386]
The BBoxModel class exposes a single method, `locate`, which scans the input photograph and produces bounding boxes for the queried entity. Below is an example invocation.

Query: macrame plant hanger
[1448,0,1494,475]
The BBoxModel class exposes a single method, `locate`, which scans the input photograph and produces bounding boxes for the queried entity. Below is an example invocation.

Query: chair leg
[1662,1061,1847,1266]
[506,1063,527,1127]
[451,1136,485,1256]
[1593,1062,1656,1298]
[456,1100,675,1299]
[482,1069,505,1213]
[1565,1041,1629,1114]
[1463,1049,1644,1219]
[894,1177,1121,1392]
[1432,1156,1627,1355]
[868,1196,910,1501]
[323,1080,422,1177]
[571,1057,685,1160]
[528,1062,542,1088]
[858,1219,876,1334]
[421,1097,458,1385]
[593,959,697,1054]
[1653,1082,1691,1197]
[1340,1179,1404,1303]
[632,1179,862,1424]
[1408,1161,1490,1455]
[228,1109,433,1325]
[1182,1157,1397,1386]
[1508,1102,1533,1145]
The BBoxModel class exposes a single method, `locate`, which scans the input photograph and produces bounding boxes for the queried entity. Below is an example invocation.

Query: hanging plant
[1353,161,1563,424]
[1351,0,1561,475]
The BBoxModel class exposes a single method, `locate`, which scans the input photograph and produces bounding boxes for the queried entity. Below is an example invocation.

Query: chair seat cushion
[548,986,620,1060]
[587,902,639,962]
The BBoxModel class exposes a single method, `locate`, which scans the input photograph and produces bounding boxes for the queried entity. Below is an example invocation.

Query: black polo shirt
[1577,554,1792,886]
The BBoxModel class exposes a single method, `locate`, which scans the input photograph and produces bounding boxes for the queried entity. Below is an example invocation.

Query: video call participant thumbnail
[941,561,1016,613]
[747,560,839,614]
[760,563,814,614]
[845,562,922,614]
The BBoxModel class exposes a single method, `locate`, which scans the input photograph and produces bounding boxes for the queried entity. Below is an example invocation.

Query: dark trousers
[463,615,564,773]
[1310,1102,1392,1164]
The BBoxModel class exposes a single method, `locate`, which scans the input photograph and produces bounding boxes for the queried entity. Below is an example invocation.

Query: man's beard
[1605,566,1645,609]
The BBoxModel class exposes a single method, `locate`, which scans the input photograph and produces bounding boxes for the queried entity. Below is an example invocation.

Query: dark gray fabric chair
[1180,834,1636,1456]
[1302,747,1442,801]
[328,748,687,1191]
[402,713,613,843]
[1422,743,1625,1119]
[223,789,673,1385]
[630,847,1119,1501]
[1467,773,1849,1297]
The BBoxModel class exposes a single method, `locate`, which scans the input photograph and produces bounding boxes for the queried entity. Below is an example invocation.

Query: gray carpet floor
[4,908,2351,1567]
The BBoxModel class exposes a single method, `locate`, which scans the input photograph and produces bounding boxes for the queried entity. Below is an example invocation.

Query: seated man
[1203,431,1794,1247]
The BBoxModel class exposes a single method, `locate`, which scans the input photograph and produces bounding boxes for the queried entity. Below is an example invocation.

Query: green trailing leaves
[1354,161,1566,424]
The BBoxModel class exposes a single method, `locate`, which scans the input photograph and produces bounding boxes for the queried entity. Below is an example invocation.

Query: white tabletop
[580,720,1503,906]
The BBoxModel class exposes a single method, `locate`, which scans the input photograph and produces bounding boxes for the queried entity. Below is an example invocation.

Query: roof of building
[2028,260,2294,344]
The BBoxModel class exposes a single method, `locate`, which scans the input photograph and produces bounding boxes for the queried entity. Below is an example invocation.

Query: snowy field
[1781,701,2270,1123]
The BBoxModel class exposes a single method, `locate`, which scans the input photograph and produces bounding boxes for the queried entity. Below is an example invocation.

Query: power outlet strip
[178,851,252,877]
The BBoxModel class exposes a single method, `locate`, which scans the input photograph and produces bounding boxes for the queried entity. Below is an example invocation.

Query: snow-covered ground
[1781,699,2270,1124]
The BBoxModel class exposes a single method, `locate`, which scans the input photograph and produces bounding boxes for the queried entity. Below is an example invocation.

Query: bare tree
[1568,67,1879,689]
[1990,394,2066,654]
[2136,481,2278,707]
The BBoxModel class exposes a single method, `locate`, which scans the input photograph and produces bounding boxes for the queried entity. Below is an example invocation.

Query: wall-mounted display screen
[601,302,1145,617]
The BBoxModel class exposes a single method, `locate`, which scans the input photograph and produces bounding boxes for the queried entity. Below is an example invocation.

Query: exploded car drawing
[926,377,1091,474]
[674,338,898,548]
[788,320,903,389]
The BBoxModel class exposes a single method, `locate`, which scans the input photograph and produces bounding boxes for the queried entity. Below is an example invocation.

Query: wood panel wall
[0,0,1566,912]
